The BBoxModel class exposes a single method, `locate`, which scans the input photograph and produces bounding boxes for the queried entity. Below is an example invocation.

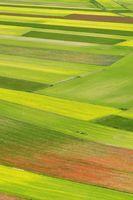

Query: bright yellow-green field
[0,15,133,31]
[0,5,119,16]
[117,39,133,47]
[0,25,30,36]
[0,88,120,120]
[0,165,133,200]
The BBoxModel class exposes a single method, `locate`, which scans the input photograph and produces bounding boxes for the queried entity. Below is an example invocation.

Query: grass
[0,100,132,149]
[0,88,120,121]
[0,5,118,16]
[42,54,133,109]
[0,54,103,74]
[115,0,133,10]
[1,14,133,31]
[23,30,125,44]
[0,165,133,200]
[0,24,30,36]
[93,115,133,132]
[0,114,132,192]
[0,44,122,66]
[0,1,133,199]
[118,39,133,47]
[0,0,97,8]
[119,108,133,119]
[0,20,133,36]
[0,36,131,56]
[42,18,133,31]
[0,76,48,92]
[0,64,72,84]
[97,0,123,9]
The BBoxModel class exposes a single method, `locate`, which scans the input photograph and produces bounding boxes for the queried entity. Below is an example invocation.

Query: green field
[93,115,133,132]
[0,0,133,199]
[42,54,133,109]
[0,165,133,200]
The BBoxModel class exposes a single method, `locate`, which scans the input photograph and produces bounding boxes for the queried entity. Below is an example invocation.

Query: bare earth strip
[0,194,23,200]
[0,116,133,193]
[65,14,133,23]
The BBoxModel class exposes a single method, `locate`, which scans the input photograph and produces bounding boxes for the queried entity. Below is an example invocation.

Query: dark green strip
[93,115,133,132]
[0,76,48,92]
[23,31,125,45]
[90,0,106,10]
[0,20,133,36]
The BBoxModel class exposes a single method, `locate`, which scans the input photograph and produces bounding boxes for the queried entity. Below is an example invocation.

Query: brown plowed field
[1,143,133,193]
[0,194,22,200]
[65,14,133,23]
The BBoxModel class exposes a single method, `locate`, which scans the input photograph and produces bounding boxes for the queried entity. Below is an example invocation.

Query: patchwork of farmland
[0,0,133,200]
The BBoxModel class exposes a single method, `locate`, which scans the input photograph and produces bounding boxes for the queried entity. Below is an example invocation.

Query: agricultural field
[0,0,133,200]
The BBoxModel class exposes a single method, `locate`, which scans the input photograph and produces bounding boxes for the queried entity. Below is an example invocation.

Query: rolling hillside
[0,0,133,199]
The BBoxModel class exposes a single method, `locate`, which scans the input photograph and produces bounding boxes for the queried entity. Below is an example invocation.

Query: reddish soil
[2,150,133,193]
[1,132,133,193]
[0,194,22,200]
[65,14,133,24]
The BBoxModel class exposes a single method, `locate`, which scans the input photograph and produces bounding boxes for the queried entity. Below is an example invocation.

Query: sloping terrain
[0,0,133,200]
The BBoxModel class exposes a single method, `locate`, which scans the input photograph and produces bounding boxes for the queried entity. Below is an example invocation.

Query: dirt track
[65,14,133,23]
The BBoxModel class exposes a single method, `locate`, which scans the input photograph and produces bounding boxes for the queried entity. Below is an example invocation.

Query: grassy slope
[97,0,122,9]
[23,30,125,45]
[42,54,133,109]
[0,25,30,35]
[1,15,133,31]
[0,0,133,199]
[0,44,121,66]
[0,193,23,200]
[1,21,132,36]
[0,64,71,84]
[0,88,120,121]
[0,36,132,55]
[0,76,48,92]
[0,0,96,8]
[0,114,133,192]
[93,115,133,132]
[0,165,133,200]
[0,100,132,149]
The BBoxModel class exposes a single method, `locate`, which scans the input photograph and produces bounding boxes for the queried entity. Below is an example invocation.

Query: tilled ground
[0,194,23,200]
[65,14,133,23]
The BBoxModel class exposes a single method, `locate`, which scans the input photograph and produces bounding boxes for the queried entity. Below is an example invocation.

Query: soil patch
[65,14,133,24]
